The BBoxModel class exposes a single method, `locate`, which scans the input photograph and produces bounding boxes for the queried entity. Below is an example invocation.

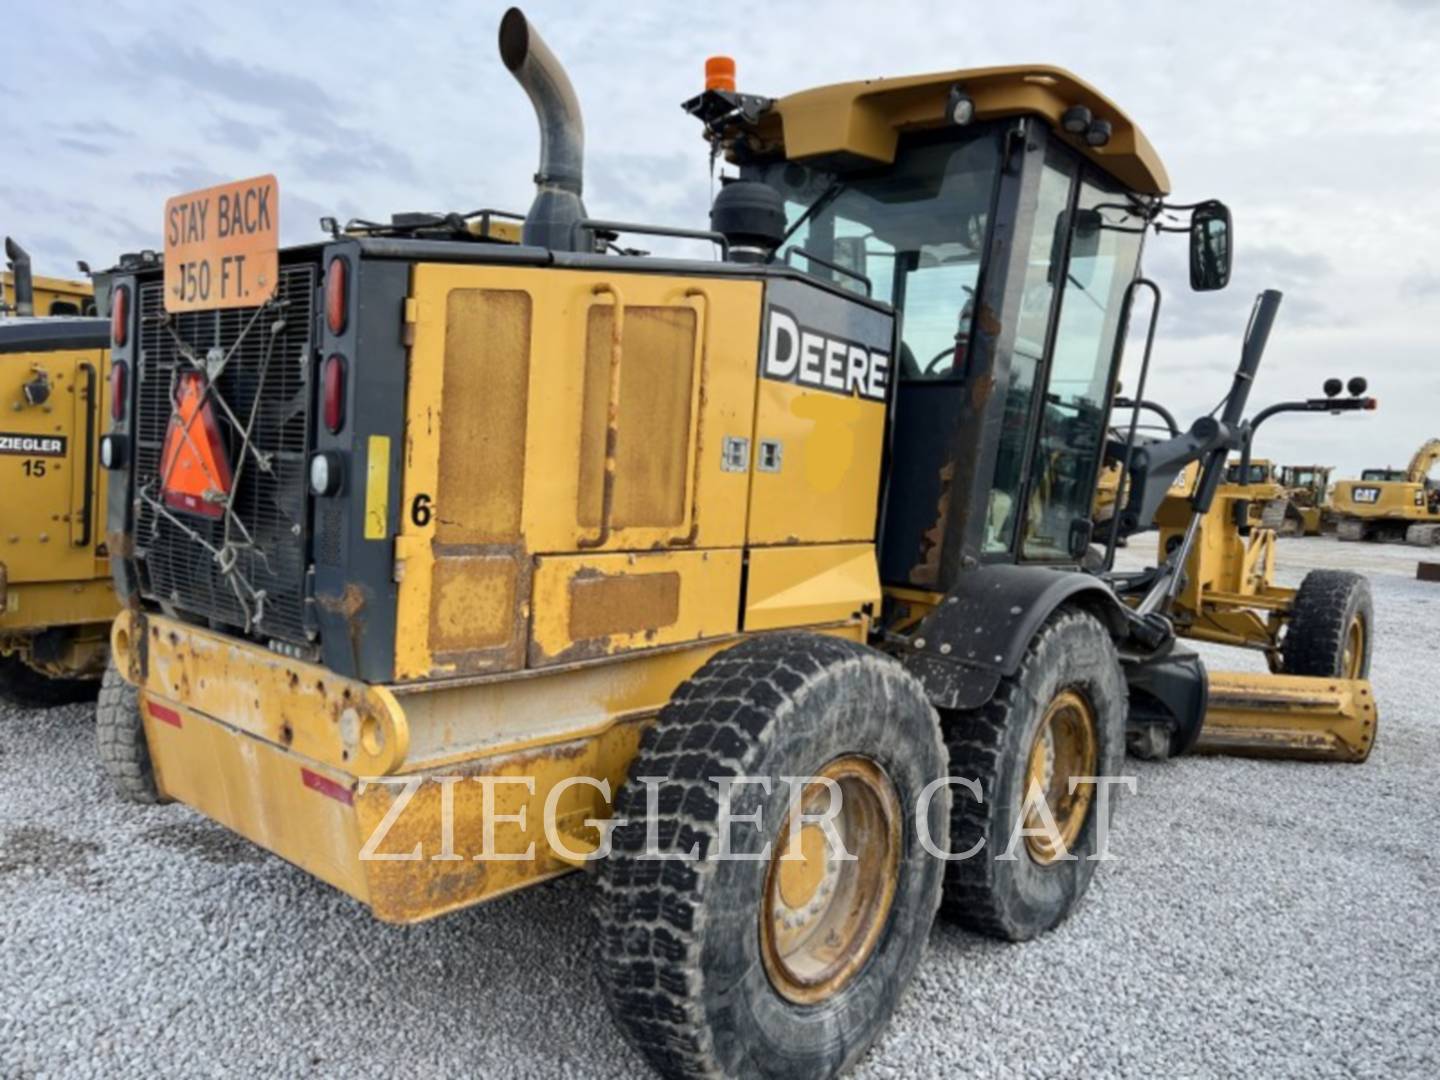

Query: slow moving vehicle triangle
[159,371,232,518]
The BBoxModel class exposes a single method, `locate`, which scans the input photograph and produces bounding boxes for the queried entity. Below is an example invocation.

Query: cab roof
[760,65,1169,196]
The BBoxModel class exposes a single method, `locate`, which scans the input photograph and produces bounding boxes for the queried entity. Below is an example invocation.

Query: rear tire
[940,608,1126,942]
[0,652,100,709]
[595,633,947,1080]
[96,660,161,804]
[1281,571,1372,680]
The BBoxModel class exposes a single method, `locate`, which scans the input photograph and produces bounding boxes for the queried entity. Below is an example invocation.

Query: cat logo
[1351,487,1381,504]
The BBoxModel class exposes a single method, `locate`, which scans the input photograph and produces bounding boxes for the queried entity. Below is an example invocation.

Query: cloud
[1401,268,1440,301]
[1153,242,1336,341]
[119,36,337,132]
[68,119,130,138]
[56,137,109,157]
[207,115,269,154]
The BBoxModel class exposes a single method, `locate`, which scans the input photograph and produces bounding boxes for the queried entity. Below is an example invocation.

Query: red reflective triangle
[160,371,233,519]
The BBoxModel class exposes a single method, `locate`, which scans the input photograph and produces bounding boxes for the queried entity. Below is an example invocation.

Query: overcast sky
[4,0,1437,476]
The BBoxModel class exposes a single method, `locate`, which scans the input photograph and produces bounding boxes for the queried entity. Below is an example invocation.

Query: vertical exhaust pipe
[499,8,589,252]
[4,237,34,316]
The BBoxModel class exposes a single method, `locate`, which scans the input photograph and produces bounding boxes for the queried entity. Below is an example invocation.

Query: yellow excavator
[1333,437,1440,544]
[94,10,1381,1076]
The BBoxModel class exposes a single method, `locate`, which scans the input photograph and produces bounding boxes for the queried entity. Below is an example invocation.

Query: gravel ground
[2,536,1438,1078]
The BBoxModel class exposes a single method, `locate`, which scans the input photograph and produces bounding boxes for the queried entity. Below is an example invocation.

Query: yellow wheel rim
[1023,689,1098,865]
[759,756,901,1005]
[1343,616,1365,679]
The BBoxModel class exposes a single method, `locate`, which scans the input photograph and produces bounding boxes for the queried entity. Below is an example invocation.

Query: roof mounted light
[1085,119,1113,147]
[705,56,736,93]
[1347,376,1368,397]
[1061,104,1092,135]
[1323,378,1343,397]
[946,84,975,126]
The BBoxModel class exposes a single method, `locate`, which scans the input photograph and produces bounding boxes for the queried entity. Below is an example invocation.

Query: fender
[899,564,1129,711]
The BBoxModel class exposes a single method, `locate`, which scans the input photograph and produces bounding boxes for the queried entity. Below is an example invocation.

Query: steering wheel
[922,346,956,375]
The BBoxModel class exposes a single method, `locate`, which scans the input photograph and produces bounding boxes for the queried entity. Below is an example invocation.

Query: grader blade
[1195,671,1377,763]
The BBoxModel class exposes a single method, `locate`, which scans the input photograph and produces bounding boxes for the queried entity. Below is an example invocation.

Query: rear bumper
[131,684,646,922]
[111,609,826,922]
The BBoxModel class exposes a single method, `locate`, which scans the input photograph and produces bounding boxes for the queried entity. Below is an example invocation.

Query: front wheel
[595,633,947,1079]
[1281,570,1372,679]
[941,607,1127,941]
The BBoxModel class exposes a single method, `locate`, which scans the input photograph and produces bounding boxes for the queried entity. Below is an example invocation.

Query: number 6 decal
[411,493,433,527]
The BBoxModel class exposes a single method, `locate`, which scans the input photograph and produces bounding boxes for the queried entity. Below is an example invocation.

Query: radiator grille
[132,265,316,642]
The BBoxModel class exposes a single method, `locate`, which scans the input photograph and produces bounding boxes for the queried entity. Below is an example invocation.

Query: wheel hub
[760,756,901,1005]
[1023,689,1098,865]
[1343,616,1365,679]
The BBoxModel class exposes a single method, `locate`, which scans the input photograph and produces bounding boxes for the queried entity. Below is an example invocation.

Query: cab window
[755,131,1003,382]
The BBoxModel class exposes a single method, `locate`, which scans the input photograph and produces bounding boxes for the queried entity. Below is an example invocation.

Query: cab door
[1013,171,1143,561]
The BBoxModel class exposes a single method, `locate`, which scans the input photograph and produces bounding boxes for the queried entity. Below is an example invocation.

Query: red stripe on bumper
[148,702,183,728]
[301,768,354,806]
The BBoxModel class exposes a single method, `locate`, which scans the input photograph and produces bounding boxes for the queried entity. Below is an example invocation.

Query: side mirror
[1189,201,1232,291]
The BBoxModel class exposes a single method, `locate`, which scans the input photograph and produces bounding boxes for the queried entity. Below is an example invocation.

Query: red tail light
[111,360,127,421]
[111,284,130,347]
[323,354,347,433]
[326,256,348,335]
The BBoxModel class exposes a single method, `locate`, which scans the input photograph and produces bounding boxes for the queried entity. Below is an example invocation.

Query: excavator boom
[1406,438,1440,484]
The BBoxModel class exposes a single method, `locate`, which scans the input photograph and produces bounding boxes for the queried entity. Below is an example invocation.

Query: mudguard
[900,564,1129,711]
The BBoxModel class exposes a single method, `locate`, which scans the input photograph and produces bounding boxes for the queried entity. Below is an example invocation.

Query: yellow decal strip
[365,435,391,539]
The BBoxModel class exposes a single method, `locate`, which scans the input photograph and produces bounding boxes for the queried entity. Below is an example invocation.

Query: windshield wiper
[768,179,848,262]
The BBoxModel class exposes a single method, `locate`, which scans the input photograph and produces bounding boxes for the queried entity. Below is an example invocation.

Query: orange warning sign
[160,372,233,518]
[163,174,279,313]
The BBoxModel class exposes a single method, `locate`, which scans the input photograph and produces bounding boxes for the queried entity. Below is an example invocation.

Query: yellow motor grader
[97,10,1379,1077]
[0,238,118,706]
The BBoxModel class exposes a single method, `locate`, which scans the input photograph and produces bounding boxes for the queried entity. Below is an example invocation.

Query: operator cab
[713,67,1229,594]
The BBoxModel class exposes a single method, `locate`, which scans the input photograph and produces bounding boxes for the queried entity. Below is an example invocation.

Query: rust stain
[569,571,680,640]
[105,529,135,558]
[910,461,952,588]
[317,582,369,668]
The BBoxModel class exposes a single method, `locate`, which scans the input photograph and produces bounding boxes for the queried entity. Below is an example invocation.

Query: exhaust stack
[4,237,34,317]
[499,8,588,252]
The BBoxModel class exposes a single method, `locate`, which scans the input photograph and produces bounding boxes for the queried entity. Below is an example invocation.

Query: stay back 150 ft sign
[163,174,279,313]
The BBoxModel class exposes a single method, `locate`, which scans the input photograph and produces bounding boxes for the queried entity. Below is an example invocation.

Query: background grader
[0,237,117,706]
[1277,463,1334,535]
[96,10,1377,1077]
